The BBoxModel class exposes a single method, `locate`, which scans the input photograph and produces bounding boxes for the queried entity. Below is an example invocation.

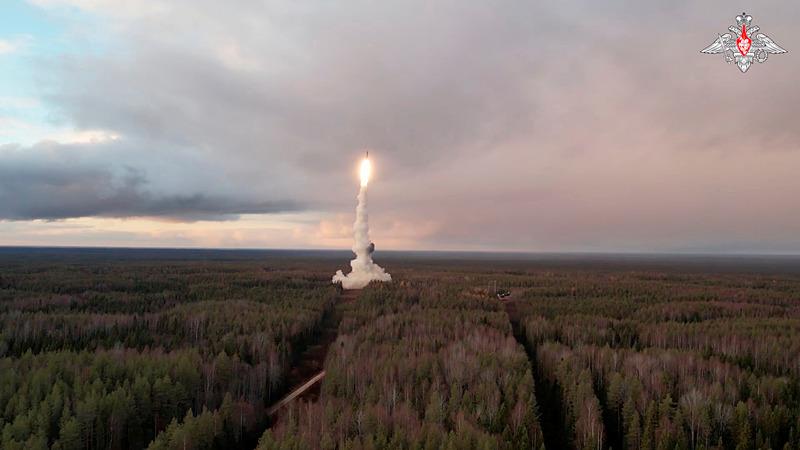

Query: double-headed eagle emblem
[701,13,786,73]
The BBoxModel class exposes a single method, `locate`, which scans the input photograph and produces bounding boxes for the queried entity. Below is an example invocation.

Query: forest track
[266,288,359,418]
[503,296,572,450]
[267,371,326,416]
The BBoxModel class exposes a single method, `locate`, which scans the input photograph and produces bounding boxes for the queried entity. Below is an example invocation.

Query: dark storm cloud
[0,143,298,220]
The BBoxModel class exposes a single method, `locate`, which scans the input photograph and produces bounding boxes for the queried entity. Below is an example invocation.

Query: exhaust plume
[332,156,391,289]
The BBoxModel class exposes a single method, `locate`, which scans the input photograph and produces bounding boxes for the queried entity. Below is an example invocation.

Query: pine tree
[607,373,625,441]
[641,401,657,450]
[734,402,752,450]
[623,396,640,450]
[55,417,81,450]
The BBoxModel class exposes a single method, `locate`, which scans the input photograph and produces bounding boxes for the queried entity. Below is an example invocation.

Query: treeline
[536,343,799,449]
[3,253,800,449]
[258,283,545,449]
[0,298,331,362]
[514,269,800,450]
[0,257,338,449]
[522,311,800,379]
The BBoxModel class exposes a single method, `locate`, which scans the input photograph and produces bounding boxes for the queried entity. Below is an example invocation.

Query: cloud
[0,116,119,146]
[26,0,169,18]
[0,141,300,220]
[0,37,30,55]
[9,0,800,251]
[23,1,561,218]
[0,97,41,110]
[41,2,550,172]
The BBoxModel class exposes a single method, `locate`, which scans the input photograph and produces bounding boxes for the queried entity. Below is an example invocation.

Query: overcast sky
[1,0,799,253]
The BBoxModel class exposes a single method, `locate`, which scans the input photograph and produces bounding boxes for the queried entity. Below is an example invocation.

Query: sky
[1,0,799,253]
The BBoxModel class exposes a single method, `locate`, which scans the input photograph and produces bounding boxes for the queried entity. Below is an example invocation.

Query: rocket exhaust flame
[332,153,391,290]
[360,157,371,187]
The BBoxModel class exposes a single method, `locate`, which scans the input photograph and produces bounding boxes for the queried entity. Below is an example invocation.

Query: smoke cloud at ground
[333,184,391,289]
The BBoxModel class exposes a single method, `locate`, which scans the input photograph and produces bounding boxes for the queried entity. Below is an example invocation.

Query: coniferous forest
[1,249,799,449]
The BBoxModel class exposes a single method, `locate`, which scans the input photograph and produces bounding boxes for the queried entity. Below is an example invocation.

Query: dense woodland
[1,250,799,449]
[258,283,545,449]
[513,270,800,450]
[0,252,337,449]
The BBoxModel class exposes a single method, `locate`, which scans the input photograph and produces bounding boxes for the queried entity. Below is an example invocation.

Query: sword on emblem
[701,13,786,73]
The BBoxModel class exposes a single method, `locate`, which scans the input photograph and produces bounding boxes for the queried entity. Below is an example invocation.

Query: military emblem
[701,13,786,73]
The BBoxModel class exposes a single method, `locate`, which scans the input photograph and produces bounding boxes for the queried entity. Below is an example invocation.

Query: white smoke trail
[332,181,391,289]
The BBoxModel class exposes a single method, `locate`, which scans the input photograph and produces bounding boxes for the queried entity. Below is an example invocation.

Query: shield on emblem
[701,13,786,73]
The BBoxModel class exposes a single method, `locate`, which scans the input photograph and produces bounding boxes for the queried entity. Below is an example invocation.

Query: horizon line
[1,244,799,258]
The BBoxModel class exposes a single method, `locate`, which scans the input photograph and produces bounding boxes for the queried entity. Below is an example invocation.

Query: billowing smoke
[332,157,391,289]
